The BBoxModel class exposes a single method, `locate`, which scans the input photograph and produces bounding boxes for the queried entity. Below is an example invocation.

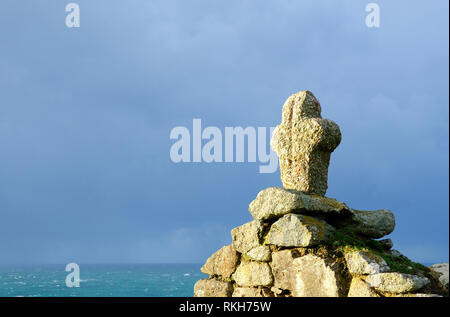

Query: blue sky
[0,0,448,264]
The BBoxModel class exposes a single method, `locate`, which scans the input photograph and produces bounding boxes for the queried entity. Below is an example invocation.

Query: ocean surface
[0,264,207,297]
[0,262,438,297]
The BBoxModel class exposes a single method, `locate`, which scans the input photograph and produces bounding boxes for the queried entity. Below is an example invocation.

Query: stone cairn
[194,91,449,297]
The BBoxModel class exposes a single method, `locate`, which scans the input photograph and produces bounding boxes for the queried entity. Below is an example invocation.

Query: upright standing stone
[271,91,341,196]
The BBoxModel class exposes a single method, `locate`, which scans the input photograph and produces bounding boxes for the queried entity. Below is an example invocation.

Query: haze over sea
[0,264,207,297]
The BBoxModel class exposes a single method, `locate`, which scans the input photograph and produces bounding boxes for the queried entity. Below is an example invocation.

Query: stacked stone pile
[193,91,448,297]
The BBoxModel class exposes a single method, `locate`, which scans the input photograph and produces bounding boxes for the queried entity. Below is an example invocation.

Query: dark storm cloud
[0,0,448,264]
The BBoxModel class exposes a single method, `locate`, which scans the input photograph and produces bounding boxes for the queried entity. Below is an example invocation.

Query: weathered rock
[231,220,264,254]
[249,187,350,221]
[271,251,343,297]
[233,261,273,287]
[378,238,394,250]
[246,246,271,262]
[232,287,263,297]
[348,209,395,239]
[194,279,234,297]
[271,90,341,196]
[248,188,394,240]
[266,214,335,247]
[293,254,343,297]
[347,277,379,297]
[232,287,273,297]
[345,250,390,275]
[429,263,449,292]
[201,244,240,279]
[395,293,443,297]
[389,249,408,259]
[271,249,298,290]
[365,273,430,294]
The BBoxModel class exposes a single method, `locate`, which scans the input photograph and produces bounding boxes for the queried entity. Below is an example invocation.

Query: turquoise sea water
[0,262,439,297]
[0,264,207,297]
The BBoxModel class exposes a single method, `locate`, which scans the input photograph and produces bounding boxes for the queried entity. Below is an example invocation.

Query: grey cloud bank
[0,0,448,264]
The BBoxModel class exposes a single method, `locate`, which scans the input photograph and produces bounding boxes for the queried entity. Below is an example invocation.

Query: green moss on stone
[329,228,431,277]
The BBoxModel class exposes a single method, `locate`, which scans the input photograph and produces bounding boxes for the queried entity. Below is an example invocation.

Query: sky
[0,0,448,265]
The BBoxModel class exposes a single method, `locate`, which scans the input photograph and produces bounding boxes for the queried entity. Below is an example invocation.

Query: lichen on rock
[249,187,350,221]
[193,279,234,297]
[201,244,240,279]
[266,214,335,247]
[231,220,264,254]
[232,261,273,287]
[347,277,380,297]
[347,209,395,239]
[232,287,273,297]
[291,254,344,297]
[365,272,430,294]
[271,91,341,196]
[246,245,272,262]
[344,250,390,275]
